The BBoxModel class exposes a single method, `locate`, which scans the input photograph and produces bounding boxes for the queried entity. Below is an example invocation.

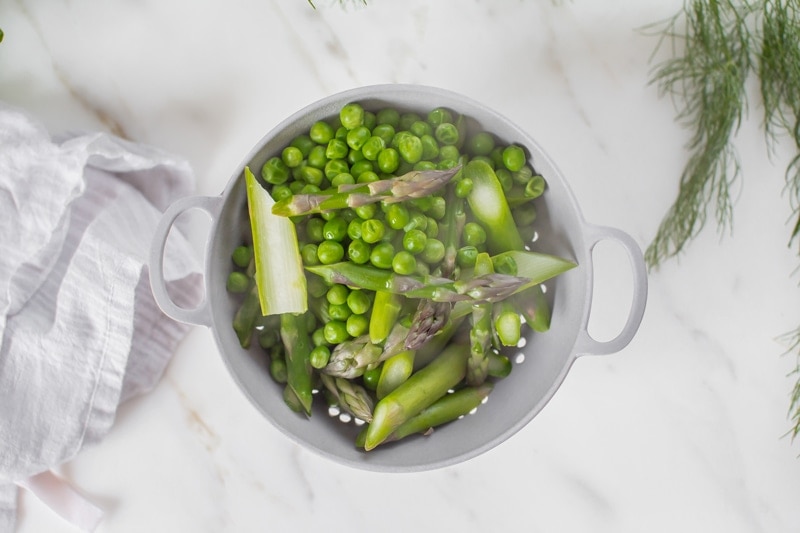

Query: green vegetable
[370,383,494,445]
[464,160,525,254]
[363,342,470,450]
[280,312,314,415]
[245,166,307,316]
[232,101,576,451]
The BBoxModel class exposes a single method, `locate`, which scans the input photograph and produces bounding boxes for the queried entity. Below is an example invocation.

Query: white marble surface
[3,0,800,531]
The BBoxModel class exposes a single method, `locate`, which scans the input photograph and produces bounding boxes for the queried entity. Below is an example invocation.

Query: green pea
[331,172,355,187]
[397,134,423,164]
[434,123,459,145]
[386,204,410,230]
[421,238,445,263]
[307,275,328,299]
[328,303,352,321]
[362,365,382,390]
[290,134,315,158]
[340,103,365,130]
[346,290,371,315]
[298,165,325,186]
[346,126,371,150]
[361,218,385,243]
[495,168,513,192]
[427,107,453,127]
[420,134,440,160]
[402,228,427,254]
[457,245,479,268]
[326,138,349,160]
[301,243,320,265]
[425,217,439,239]
[348,239,371,264]
[310,121,335,144]
[348,148,366,165]
[361,136,385,161]
[404,212,428,232]
[413,160,437,171]
[326,284,349,305]
[410,120,433,137]
[310,326,327,347]
[334,125,347,141]
[372,123,396,144]
[323,320,350,344]
[513,204,537,227]
[346,314,369,337]
[426,196,446,220]
[455,177,473,198]
[502,145,527,172]
[377,148,400,173]
[317,240,345,264]
[356,170,380,184]
[512,165,534,184]
[439,145,460,161]
[261,157,290,185]
[415,261,430,276]
[370,242,395,269]
[226,271,250,293]
[319,210,338,221]
[324,159,349,179]
[354,203,378,220]
[399,112,422,130]
[271,184,292,201]
[306,217,325,242]
[310,345,331,370]
[467,132,496,156]
[279,146,301,168]
[289,180,305,194]
[307,145,328,169]
[350,159,375,178]
[392,251,417,275]
[463,222,487,246]
[299,183,321,195]
[376,108,400,127]
[231,245,253,268]
[347,219,363,240]
[269,358,288,383]
[258,329,279,349]
[493,255,518,276]
[525,175,546,198]
[322,217,348,241]
[363,110,376,130]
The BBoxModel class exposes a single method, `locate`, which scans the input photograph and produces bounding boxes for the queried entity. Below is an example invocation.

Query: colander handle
[573,224,648,356]
[149,195,222,327]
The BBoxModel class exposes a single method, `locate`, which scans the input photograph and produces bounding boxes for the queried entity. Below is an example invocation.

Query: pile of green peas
[231,102,543,378]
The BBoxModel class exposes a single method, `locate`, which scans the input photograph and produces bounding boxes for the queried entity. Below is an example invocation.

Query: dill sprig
[644,0,755,267]
[646,0,800,446]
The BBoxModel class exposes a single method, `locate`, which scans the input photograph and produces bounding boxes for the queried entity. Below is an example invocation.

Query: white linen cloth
[0,102,203,531]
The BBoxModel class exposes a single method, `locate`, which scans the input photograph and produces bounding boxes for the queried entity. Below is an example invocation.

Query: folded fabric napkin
[0,102,203,531]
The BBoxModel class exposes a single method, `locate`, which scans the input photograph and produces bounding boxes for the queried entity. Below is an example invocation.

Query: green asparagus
[280,312,314,415]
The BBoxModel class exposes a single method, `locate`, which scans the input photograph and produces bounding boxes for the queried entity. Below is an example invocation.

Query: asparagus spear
[405,188,464,350]
[319,374,374,422]
[370,290,403,344]
[279,312,314,415]
[376,349,416,399]
[306,262,530,303]
[233,284,262,348]
[468,253,494,386]
[362,342,470,450]
[322,334,382,379]
[464,160,525,254]
[381,383,493,444]
[271,167,461,217]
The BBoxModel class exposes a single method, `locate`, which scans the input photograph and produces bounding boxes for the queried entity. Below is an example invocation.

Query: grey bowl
[150,84,647,472]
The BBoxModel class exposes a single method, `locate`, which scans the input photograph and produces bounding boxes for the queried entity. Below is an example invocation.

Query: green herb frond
[645,0,756,269]
[779,326,800,442]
